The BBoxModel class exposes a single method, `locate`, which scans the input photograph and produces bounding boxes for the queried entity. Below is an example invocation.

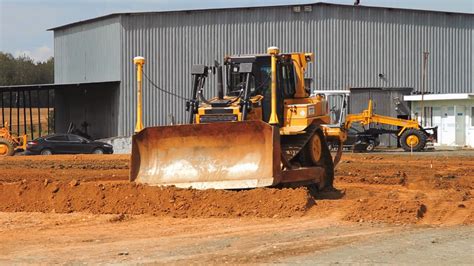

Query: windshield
[254,66,271,95]
[226,63,271,97]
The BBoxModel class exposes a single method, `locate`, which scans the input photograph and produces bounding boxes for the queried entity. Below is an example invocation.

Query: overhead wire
[142,72,189,101]
[143,69,268,101]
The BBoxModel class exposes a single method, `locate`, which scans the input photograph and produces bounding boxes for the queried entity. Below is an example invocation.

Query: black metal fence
[0,88,54,140]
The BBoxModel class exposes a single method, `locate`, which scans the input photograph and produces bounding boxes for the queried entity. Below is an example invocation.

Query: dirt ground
[0,151,472,264]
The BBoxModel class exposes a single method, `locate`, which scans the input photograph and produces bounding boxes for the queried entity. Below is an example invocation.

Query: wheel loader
[130,47,345,190]
[0,122,27,157]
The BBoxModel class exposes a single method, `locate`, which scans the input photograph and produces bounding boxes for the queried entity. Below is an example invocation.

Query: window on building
[471,107,474,127]
[413,108,420,123]
[417,106,432,127]
[432,107,441,127]
[423,106,433,127]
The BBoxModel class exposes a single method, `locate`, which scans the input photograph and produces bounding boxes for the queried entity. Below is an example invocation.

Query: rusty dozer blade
[130,121,282,189]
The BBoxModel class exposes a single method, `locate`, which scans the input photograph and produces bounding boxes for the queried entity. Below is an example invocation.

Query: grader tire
[400,129,427,152]
[0,138,15,157]
[299,128,334,190]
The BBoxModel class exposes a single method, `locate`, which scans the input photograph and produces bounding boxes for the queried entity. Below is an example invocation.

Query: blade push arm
[187,65,209,124]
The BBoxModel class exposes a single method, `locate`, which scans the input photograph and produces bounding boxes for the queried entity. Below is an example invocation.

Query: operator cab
[225,54,303,99]
[224,54,306,123]
[187,51,316,126]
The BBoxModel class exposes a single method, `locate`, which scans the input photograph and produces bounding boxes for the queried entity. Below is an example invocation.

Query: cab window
[46,135,67,141]
[68,135,85,142]
[253,65,271,96]
[279,61,296,98]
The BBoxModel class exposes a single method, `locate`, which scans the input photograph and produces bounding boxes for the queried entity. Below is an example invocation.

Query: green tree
[0,52,54,107]
[0,52,54,86]
[0,53,16,86]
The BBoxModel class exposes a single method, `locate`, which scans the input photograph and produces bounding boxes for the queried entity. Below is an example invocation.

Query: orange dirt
[0,181,312,218]
[0,152,472,224]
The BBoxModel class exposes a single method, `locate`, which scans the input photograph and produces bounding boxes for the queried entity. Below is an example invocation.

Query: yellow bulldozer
[130,47,346,190]
[0,123,27,157]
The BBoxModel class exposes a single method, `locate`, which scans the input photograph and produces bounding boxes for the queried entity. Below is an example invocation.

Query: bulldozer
[0,122,27,157]
[130,47,345,190]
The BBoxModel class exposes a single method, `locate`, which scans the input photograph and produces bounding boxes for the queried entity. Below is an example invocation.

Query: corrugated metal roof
[47,2,474,31]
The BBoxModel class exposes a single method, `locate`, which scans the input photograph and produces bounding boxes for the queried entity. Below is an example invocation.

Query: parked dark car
[26,134,113,155]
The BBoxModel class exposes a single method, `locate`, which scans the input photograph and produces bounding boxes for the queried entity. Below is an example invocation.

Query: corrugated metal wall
[54,16,122,83]
[117,4,473,136]
[52,4,473,137]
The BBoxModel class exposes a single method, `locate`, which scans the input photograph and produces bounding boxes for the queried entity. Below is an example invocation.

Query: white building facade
[404,94,474,148]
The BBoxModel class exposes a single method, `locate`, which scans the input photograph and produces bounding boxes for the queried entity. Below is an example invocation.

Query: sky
[0,0,473,63]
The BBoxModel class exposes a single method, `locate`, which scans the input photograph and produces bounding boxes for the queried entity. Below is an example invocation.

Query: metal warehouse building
[42,3,474,143]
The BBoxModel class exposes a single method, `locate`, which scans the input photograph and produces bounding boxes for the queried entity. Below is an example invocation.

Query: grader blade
[130,121,282,189]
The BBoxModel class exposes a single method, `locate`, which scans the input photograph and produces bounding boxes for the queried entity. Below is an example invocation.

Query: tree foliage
[0,52,54,86]
[0,52,54,108]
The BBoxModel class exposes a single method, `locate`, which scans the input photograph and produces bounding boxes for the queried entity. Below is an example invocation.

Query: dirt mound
[0,154,130,170]
[337,172,407,186]
[337,155,473,191]
[343,198,427,224]
[0,153,472,225]
[0,155,129,182]
[333,154,473,225]
[0,180,314,218]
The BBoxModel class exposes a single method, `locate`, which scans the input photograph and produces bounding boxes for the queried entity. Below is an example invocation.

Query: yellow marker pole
[368,99,373,117]
[268,46,280,125]
[133,56,145,133]
[366,99,373,125]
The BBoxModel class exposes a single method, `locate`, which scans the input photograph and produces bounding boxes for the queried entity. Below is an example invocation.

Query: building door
[441,106,455,145]
[455,106,465,146]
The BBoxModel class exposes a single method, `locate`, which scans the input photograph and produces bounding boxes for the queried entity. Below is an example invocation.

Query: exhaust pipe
[217,65,224,100]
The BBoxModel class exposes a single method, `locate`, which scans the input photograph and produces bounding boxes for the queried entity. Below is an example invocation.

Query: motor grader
[130,47,346,190]
[323,94,437,152]
[0,122,27,157]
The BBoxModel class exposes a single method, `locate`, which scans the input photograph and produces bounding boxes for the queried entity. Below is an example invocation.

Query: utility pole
[421,52,429,126]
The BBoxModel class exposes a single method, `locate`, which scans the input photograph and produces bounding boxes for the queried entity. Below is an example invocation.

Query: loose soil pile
[0,152,472,224]
[0,155,129,182]
[0,180,312,218]
[333,153,473,225]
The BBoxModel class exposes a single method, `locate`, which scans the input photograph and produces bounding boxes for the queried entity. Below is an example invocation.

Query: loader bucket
[130,121,282,189]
